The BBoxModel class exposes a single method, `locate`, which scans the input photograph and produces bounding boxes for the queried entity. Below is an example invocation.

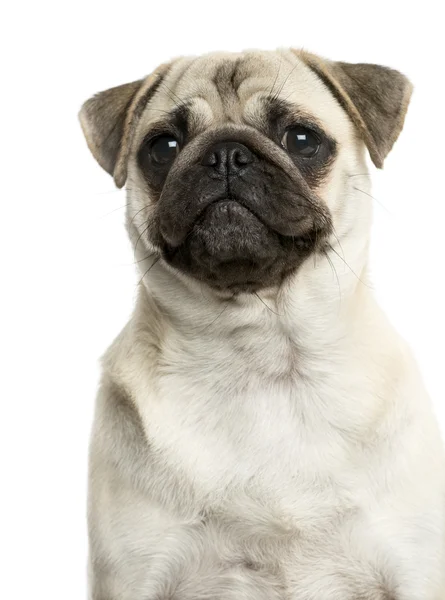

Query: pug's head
[80,49,412,294]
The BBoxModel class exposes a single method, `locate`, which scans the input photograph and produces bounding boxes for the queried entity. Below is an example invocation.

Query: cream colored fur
[85,50,445,599]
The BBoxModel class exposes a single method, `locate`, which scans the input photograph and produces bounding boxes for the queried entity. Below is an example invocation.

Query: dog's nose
[201,142,254,175]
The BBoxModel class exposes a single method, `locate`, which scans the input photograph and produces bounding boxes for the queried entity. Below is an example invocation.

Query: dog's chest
[139,358,365,519]
[127,338,444,598]
[136,369,441,597]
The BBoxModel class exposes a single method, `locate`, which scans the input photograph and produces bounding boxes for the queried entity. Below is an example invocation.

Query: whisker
[132,222,152,253]
[158,81,187,111]
[145,107,178,117]
[271,62,300,101]
[100,203,131,217]
[353,186,391,213]
[133,251,158,265]
[327,243,371,288]
[254,292,282,317]
[129,212,158,246]
[201,302,230,332]
[323,249,342,305]
[137,256,160,286]
[269,58,282,98]
[330,226,346,264]
[128,205,150,230]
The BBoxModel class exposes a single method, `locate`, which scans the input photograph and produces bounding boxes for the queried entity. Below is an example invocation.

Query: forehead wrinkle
[185,90,267,134]
[182,90,306,137]
[175,76,234,124]
[170,53,291,124]
[134,50,352,152]
[212,59,242,121]
[186,97,216,134]
[153,51,350,139]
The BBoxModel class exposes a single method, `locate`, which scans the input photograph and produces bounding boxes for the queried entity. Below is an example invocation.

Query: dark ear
[79,63,170,187]
[297,51,413,168]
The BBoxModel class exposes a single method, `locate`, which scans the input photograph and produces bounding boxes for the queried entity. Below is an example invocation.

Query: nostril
[201,151,218,167]
[201,142,254,172]
[233,148,252,166]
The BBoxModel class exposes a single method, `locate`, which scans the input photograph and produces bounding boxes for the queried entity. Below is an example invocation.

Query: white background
[1,1,444,598]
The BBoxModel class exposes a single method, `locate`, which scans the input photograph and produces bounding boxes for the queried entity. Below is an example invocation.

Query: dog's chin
[161,200,318,294]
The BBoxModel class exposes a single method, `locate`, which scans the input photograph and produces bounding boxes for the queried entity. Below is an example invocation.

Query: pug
[79,49,445,600]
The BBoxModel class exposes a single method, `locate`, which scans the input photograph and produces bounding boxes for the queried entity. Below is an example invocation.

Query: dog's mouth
[161,199,323,293]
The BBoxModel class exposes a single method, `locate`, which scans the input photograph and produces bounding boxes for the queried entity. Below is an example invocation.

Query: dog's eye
[149,135,180,165]
[282,126,320,158]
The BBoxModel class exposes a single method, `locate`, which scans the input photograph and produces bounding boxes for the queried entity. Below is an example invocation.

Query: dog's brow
[169,103,190,129]
[263,96,328,132]
[153,103,191,131]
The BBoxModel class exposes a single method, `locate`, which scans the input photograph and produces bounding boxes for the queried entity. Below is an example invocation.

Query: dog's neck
[130,228,374,379]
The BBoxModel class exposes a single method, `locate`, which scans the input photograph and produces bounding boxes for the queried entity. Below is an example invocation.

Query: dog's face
[80,50,412,294]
